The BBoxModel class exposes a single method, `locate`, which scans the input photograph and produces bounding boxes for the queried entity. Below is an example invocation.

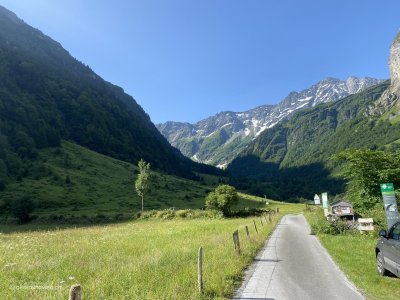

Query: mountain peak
[158,76,382,166]
[322,77,340,83]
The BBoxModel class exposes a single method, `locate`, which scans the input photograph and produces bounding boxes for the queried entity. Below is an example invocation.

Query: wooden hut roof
[330,200,353,207]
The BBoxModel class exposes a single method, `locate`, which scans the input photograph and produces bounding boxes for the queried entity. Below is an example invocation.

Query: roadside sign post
[380,183,400,229]
[322,192,329,217]
[314,194,321,205]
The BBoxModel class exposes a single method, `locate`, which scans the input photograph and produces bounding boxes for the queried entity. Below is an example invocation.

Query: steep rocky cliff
[367,32,400,117]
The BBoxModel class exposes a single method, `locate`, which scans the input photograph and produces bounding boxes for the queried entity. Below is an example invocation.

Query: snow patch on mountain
[157,76,383,167]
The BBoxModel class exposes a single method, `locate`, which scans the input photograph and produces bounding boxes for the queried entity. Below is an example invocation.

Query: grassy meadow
[0,139,305,299]
[0,202,302,300]
[0,141,289,225]
[304,208,400,300]
[0,141,226,223]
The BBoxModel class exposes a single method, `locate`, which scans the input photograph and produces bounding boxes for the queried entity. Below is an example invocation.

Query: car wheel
[377,252,387,276]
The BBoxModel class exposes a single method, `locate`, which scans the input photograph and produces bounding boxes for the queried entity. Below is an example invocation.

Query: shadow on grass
[0,208,223,234]
[234,196,266,210]
[0,216,134,234]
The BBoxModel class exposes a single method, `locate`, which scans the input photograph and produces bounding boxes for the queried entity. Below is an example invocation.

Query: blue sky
[0,0,399,123]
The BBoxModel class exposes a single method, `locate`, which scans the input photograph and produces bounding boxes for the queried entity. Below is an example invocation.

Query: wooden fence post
[198,247,203,293]
[69,284,81,300]
[253,220,258,234]
[260,217,263,226]
[233,230,241,255]
[268,212,272,222]
[264,214,268,223]
[277,207,279,213]
[245,225,250,238]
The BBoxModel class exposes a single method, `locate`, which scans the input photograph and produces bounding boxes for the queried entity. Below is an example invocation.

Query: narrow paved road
[233,214,364,300]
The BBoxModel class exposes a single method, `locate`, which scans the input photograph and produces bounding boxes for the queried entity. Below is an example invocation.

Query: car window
[390,223,400,240]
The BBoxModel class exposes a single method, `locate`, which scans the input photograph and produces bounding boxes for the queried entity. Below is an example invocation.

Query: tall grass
[1,213,292,299]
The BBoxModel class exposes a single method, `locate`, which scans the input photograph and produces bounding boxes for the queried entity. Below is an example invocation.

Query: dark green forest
[0,6,221,192]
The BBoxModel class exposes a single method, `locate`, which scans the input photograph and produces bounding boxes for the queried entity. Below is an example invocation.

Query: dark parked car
[376,222,400,277]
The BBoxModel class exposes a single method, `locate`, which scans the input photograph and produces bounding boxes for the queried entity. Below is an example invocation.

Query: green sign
[322,192,328,209]
[380,183,400,229]
[380,183,395,194]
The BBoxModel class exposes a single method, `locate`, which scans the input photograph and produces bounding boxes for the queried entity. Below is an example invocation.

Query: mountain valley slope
[158,77,382,167]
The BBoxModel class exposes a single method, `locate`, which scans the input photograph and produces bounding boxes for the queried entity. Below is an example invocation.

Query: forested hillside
[0,5,219,190]
[228,81,400,200]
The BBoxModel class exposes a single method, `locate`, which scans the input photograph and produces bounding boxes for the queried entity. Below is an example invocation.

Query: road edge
[231,214,291,299]
[303,213,366,299]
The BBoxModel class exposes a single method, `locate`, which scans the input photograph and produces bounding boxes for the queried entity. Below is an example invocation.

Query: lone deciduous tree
[135,159,151,212]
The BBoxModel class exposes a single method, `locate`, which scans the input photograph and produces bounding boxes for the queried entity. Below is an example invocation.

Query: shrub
[175,209,190,218]
[309,211,357,235]
[205,184,239,216]
[11,196,35,223]
[330,218,357,235]
[310,214,334,235]
[174,209,223,219]
[136,209,223,220]
[361,205,386,229]
[230,207,269,217]
[155,209,175,220]
[137,210,157,219]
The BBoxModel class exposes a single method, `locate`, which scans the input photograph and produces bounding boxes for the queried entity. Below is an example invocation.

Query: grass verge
[304,208,400,300]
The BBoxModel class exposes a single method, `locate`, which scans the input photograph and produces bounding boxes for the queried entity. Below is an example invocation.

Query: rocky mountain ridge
[228,81,395,200]
[158,76,383,167]
[367,32,400,117]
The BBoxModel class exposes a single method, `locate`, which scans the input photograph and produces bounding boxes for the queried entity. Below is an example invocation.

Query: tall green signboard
[322,192,328,209]
[380,183,400,229]
[322,192,329,216]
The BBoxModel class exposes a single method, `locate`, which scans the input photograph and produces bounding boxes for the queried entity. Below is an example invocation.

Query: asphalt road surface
[233,214,364,300]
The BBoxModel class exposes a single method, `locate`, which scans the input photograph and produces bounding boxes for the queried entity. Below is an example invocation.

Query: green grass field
[304,208,400,300]
[0,141,228,223]
[0,205,303,300]
[0,141,289,224]
[0,139,305,299]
